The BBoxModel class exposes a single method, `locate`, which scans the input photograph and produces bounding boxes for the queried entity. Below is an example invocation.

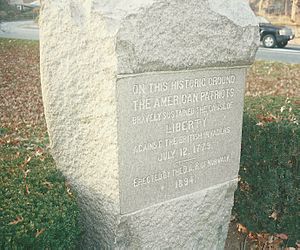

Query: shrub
[0,131,81,249]
[234,96,300,246]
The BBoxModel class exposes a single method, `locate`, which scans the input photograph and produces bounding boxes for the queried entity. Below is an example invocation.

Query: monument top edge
[92,0,258,27]
[117,65,249,79]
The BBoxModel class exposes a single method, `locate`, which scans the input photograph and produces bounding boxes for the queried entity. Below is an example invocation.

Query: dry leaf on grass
[269,211,278,220]
[237,223,248,234]
[8,216,23,225]
[35,228,46,238]
[276,234,289,240]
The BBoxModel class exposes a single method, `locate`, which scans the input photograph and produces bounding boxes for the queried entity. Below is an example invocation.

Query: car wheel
[277,41,288,48]
[262,34,276,48]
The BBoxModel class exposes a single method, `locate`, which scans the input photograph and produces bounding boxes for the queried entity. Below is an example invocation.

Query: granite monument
[40,0,259,248]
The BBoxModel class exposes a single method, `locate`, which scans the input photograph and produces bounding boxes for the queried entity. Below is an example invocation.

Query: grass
[234,95,300,248]
[0,38,81,248]
[0,132,81,248]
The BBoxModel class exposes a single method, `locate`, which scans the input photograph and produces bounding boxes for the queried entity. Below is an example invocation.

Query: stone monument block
[40,0,259,248]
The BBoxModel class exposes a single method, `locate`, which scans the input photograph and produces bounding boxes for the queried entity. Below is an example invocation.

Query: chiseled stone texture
[39,0,259,248]
[116,0,259,74]
[116,181,238,249]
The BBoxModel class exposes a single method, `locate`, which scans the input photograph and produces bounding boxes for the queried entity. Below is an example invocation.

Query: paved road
[1,21,300,64]
[256,45,300,64]
[0,20,39,40]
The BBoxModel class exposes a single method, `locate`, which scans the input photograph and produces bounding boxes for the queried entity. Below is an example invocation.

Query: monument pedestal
[40,0,259,248]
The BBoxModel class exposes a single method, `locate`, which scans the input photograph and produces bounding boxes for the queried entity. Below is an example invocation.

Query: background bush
[234,96,300,246]
[0,131,82,249]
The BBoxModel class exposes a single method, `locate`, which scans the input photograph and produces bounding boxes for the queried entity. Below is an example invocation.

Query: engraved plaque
[117,67,246,214]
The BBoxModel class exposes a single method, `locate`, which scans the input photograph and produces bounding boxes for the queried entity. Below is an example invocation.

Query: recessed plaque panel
[117,67,246,214]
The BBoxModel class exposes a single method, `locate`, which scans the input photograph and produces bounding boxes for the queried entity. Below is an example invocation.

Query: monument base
[78,180,237,249]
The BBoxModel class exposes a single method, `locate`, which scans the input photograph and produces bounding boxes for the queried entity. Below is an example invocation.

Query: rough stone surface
[116,180,238,249]
[40,0,259,248]
[116,0,259,74]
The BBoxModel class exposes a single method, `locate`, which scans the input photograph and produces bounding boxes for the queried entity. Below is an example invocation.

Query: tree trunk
[285,0,289,16]
[291,0,299,22]
[264,0,272,14]
[258,0,264,14]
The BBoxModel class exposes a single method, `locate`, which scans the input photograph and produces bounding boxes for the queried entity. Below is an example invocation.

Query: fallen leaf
[8,216,23,225]
[25,184,30,195]
[66,187,73,197]
[257,233,268,243]
[248,232,257,240]
[35,228,46,238]
[25,156,31,164]
[257,114,275,123]
[43,181,53,189]
[35,147,43,157]
[24,169,30,179]
[269,211,278,220]
[272,238,284,245]
[276,233,288,240]
[237,223,248,234]
[256,122,264,127]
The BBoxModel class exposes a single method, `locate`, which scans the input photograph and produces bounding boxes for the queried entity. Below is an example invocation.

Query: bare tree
[258,0,265,14]
[259,0,274,14]
[284,0,289,15]
[291,0,299,22]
